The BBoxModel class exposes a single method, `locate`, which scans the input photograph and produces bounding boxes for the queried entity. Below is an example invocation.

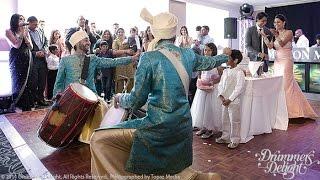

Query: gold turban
[69,30,88,48]
[140,8,178,51]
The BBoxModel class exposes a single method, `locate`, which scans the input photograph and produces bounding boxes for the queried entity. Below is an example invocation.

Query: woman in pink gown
[262,14,318,119]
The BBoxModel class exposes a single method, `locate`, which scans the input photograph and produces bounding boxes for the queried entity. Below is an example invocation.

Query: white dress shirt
[46,54,60,70]
[295,35,309,48]
[199,35,214,50]
[135,35,141,50]
[218,66,245,104]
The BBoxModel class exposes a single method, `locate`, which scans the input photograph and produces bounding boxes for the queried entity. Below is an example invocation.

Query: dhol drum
[99,103,148,127]
[99,106,128,127]
[38,83,98,148]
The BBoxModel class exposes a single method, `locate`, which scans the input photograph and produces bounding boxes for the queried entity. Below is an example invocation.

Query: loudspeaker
[224,18,237,39]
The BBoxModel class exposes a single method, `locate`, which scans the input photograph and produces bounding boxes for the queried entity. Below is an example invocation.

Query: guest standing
[46,45,60,100]
[5,14,34,111]
[28,16,49,106]
[175,26,193,48]
[191,43,223,139]
[262,14,318,119]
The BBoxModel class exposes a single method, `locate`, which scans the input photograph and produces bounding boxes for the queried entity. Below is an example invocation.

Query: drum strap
[80,55,90,84]
[159,48,189,97]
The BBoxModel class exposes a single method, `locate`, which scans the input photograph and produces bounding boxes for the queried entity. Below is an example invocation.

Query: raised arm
[193,48,230,71]
[5,29,23,49]
[260,30,274,49]
[275,30,293,47]
[118,54,152,110]
[112,49,134,57]
[93,53,138,69]
[53,58,66,97]
[24,30,33,50]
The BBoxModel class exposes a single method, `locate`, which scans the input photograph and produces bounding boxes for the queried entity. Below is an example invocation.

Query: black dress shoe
[37,100,49,106]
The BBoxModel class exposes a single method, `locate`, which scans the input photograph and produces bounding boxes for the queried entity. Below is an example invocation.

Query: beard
[78,43,90,54]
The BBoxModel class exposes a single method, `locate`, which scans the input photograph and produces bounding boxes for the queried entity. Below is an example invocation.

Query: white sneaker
[227,142,239,149]
[215,137,230,144]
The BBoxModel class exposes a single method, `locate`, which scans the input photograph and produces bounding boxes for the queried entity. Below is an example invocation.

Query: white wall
[17,0,169,38]
[169,0,186,32]
[1,0,240,49]
[0,0,18,38]
[171,0,240,49]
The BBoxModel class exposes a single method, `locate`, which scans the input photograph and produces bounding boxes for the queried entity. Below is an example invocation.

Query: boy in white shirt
[46,44,60,100]
[216,49,245,149]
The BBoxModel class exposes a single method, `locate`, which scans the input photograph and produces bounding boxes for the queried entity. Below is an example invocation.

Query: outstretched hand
[222,47,232,56]
[113,93,122,109]
[131,52,140,64]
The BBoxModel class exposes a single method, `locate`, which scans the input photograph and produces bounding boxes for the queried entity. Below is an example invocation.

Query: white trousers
[220,103,241,143]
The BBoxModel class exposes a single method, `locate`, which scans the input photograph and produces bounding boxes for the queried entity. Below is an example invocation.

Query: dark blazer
[245,26,273,71]
[29,29,48,62]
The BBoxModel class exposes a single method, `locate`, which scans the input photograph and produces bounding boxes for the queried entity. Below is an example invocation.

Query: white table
[240,75,289,143]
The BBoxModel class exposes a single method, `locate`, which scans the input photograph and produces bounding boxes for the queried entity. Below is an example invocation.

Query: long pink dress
[274,32,318,119]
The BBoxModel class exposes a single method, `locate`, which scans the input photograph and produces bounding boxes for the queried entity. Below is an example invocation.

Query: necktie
[259,28,264,53]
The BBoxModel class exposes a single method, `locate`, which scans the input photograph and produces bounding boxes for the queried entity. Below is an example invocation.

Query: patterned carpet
[0,129,30,180]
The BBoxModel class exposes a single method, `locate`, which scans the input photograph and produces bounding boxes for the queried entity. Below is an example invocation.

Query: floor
[0,100,320,180]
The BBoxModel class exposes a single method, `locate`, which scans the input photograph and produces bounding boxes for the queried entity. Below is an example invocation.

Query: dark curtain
[265,1,320,46]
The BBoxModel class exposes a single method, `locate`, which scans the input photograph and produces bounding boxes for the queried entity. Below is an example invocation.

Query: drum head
[70,83,98,102]
[100,106,127,127]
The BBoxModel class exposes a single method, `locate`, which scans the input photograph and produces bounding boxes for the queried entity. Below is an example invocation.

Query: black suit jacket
[29,29,48,63]
[245,26,273,71]
[245,26,273,61]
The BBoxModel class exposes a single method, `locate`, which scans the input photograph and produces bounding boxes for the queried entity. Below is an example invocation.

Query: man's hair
[130,28,137,33]
[256,12,268,21]
[316,34,320,40]
[49,44,58,53]
[202,25,209,32]
[27,16,38,22]
[113,23,119,26]
[196,26,202,31]
[99,40,108,47]
[230,50,243,64]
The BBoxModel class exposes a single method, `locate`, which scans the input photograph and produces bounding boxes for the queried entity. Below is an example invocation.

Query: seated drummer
[90,8,232,180]
[52,30,139,144]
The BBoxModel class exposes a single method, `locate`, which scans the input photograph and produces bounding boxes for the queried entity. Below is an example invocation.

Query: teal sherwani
[53,54,131,96]
[99,41,229,175]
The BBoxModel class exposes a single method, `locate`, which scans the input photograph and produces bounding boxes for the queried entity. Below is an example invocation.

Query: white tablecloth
[240,75,289,143]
